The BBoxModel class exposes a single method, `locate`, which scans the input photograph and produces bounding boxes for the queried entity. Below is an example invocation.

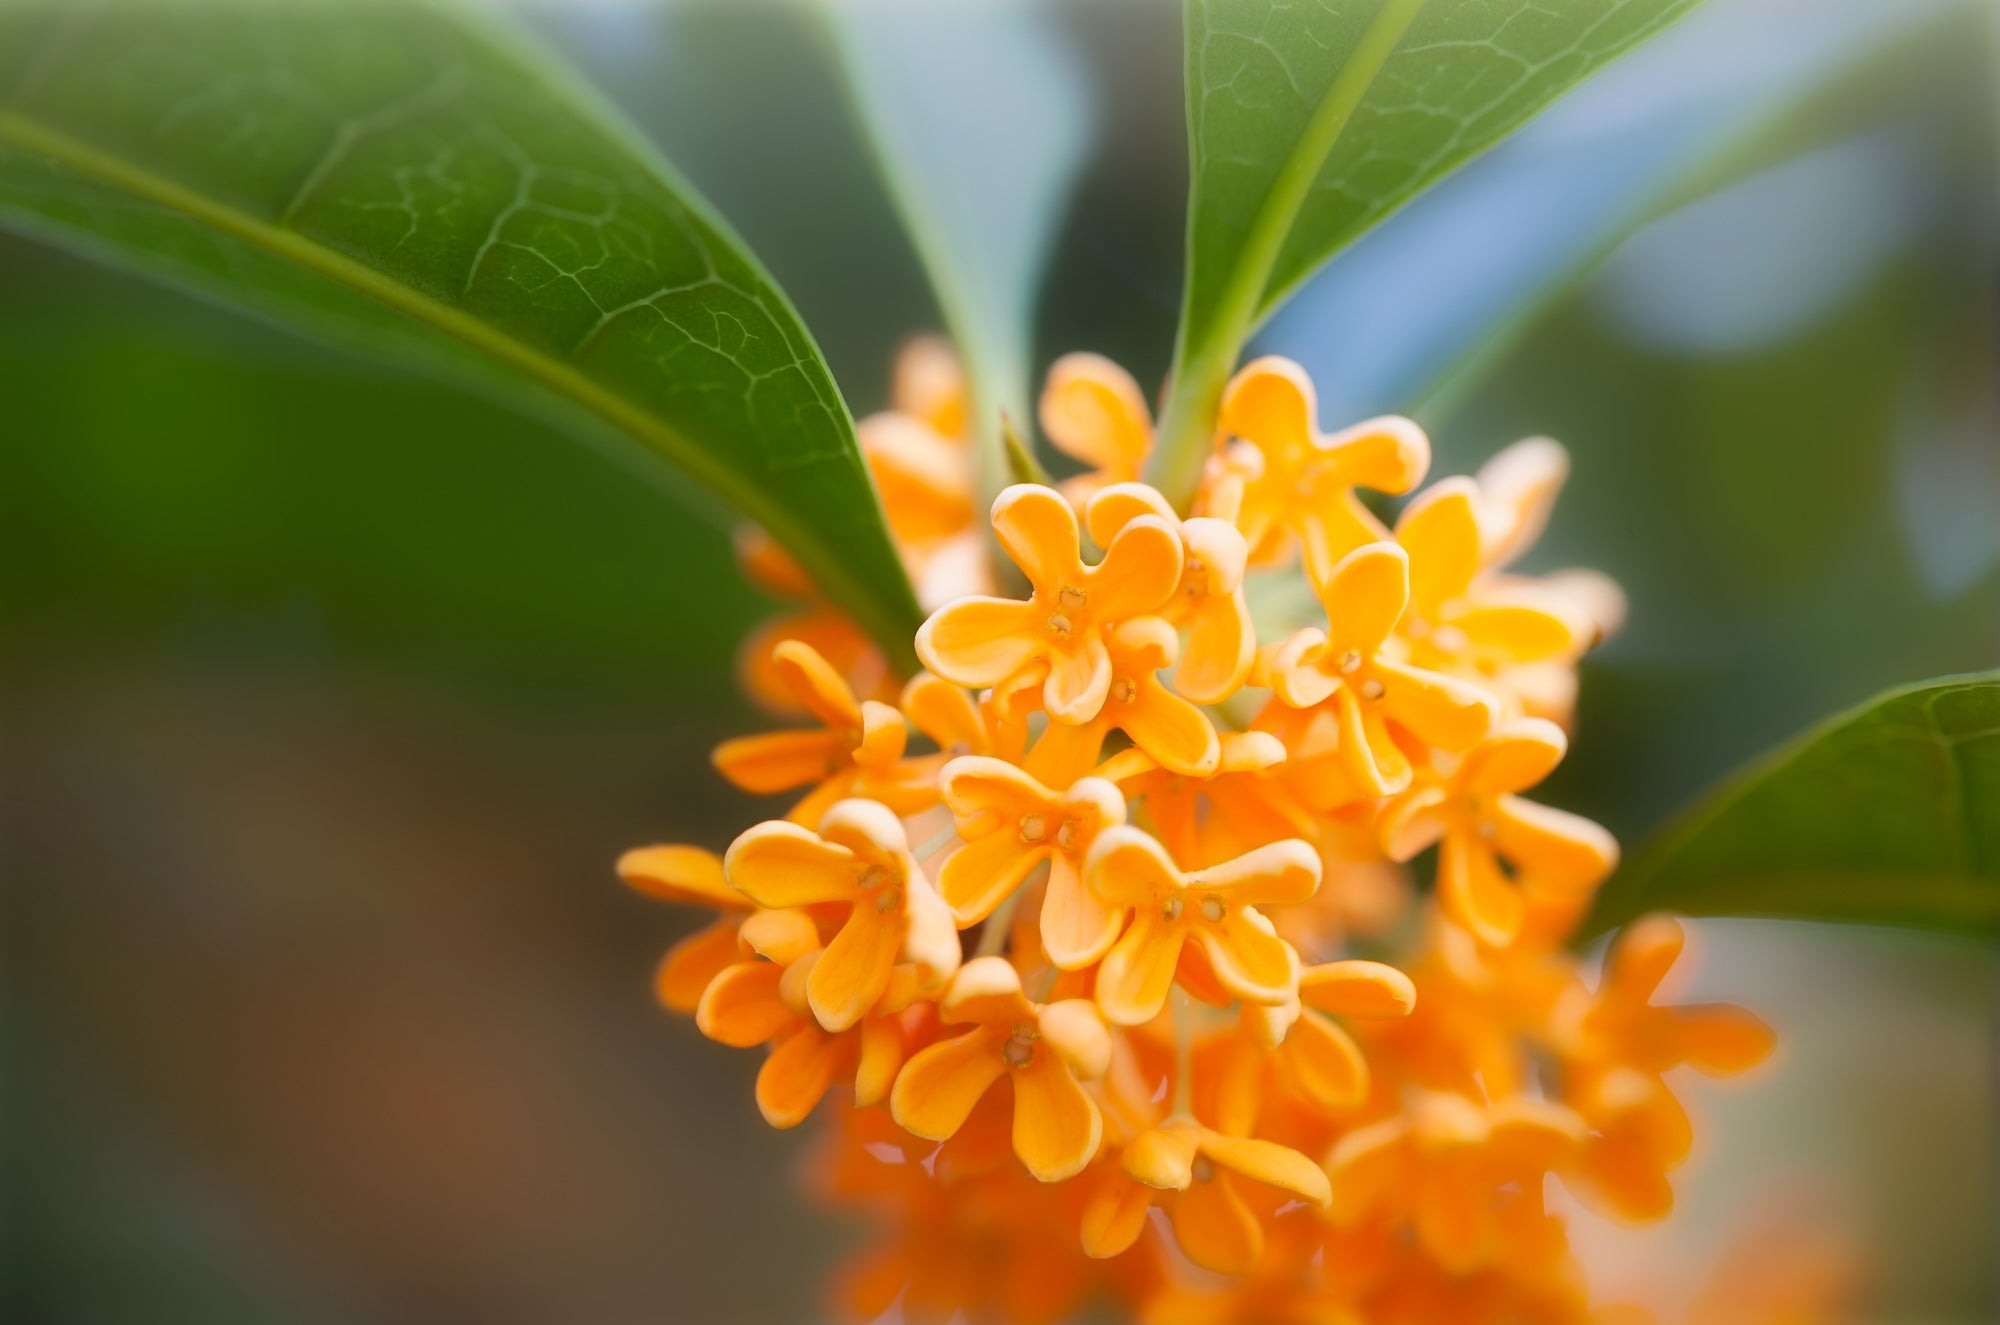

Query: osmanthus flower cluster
[620,342,1776,1324]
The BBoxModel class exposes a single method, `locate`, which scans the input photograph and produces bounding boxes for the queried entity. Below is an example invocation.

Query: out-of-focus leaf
[1260,0,1981,426]
[0,0,919,661]
[822,0,1092,497]
[1147,0,1706,500]
[1585,673,2000,936]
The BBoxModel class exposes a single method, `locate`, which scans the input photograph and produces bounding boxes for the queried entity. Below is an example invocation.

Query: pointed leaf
[0,0,919,661]
[1586,673,2000,937]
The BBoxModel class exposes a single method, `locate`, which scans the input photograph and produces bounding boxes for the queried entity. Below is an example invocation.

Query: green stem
[1145,0,1430,508]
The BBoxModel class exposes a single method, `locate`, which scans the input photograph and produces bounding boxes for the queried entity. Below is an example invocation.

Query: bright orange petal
[938,831,1044,926]
[915,595,1046,688]
[1450,587,1591,663]
[723,820,858,908]
[1012,1056,1103,1181]
[1041,851,1124,969]
[1396,477,1482,617]
[1494,795,1619,892]
[696,961,794,1047]
[1674,1005,1777,1076]
[890,1026,1005,1140]
[1169,1174,1263,1275]
[1178,592,1255,705]
[1039,998,1113,1080]
[1438,833,1525,948]
[654,916,744,1014]
[1476,436,1568,569]
[1461,717,1567,795]
[854,1013,907,1108]
[1197,838,1320,906]
[1090,515,1184,621]
[1081,1173,1155,1258]
[1321,542,1409,657]
[1040,352,1152,473]
[809,901,902,1032]
[1083,826,1181,908]
[1373,656,1498,752]
[1279,1010,1370,1112]
[617,845,740,909]
[769,639,863,731]
[1095,910,1185,1026]
[756,1023,847,1128]
[1199,1130,1332,1206]
[992,483,1084,590]
[1045,635,1112,724]
[899,672,985,753]
[712,729,848,796]
[1299,959,1416,1018]
[1193,907,1297,1006]
[1118,682,1220,777]
[1084,481,1177,549]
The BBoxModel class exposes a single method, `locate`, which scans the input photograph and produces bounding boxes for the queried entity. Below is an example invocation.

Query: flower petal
[737,907,821,965]
[1012,1056,1103,1181]
[1325,1118,1408,1225]
[1373,656,1498,753]
[711,729,848,796]
[724,820,859,908]
[1674,1005,1777,1076]
[938,829,1045,926]
[1095,910,1186,1026]
[1045,635,1113,724]
[1178,592,1255,705]
[618,845,740,909]
[1299,960,1416,1019]
[1042,851,1125,969]
[1039,998,1112,1080]
[1041,353,1153,472]
[1123,1122,1201,1189]
[854,1013,907,1108]
[1081,1173,1155,1259]
[1493,795,1620,892]
[756,1024,847,1128]
[900,871,963,988]
[1334,686,1411,798]
[1169,1174,1264,1276]
[1450,587,1592,664]
[1321,541,1409,657]
[1119,681,1220,777]
[1084,481,1177,548]
[915,595,1046,687]
[654,916,744,1014]
[899,672,985,753]
[1277,1011,1369,1112]
[1460,717,1567,795]
[1476,436,1568,570]
[809,900,902,1031]
[1090,515,1184,621]
[940,955,1035,1027]
[696,961,794,1047]
[1438,833,1526,948]
[860,411,974,542]
[1396,477,1482,617]
[1604,914,1686,1004]
[1318,414,1431,494]
[1195,838,1320,906]
[890,1026,1006,1141]
[1199,1130,1332,1206]
[769,638,864,731]
[992,483,1084,590]
[1084,826,1181,909]
[1192,907,1298,1006]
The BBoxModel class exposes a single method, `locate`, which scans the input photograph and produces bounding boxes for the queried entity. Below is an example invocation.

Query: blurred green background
[3,1,1995,1322]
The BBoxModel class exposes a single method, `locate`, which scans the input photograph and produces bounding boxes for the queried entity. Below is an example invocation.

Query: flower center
[1112,677,1138,704]
[1046,611,1074,639]
[1059,585,1088,610]
[1160,896,1184,923]
[1359,677,1386,701]
[1199,895,1226,923]
[1191,1154,1216,1183]
[1055,819,1079,852]
[1019,813,1048,844]
[1337,649,1363,674]
[1002,1024,1039,1067]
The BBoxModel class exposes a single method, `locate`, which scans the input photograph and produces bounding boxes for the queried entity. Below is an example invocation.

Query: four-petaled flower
[890,956,1112,1182]
[936,756,1128,968]
[1084,827,1319,1025]
[916,483,1182,724]
[725,800,960,1031]
[1266,540,1498,798]
[1379,717,1620,947]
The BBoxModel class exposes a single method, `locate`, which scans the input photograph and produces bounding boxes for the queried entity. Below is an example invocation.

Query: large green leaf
[0,0,920,661]
[1148,0,1707,501]
[1585,674,2000,937]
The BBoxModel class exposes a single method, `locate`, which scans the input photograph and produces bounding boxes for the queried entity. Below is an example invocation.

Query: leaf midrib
[0,106,916,663]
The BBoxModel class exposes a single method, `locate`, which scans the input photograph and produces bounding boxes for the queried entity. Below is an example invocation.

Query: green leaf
[1585,673,2000,937]
[1148,0,1707,501]
[0,0,920,662]
[822,0,1092,502]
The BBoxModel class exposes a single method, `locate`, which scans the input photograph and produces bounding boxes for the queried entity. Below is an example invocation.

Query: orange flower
[936,756,1128,968]
[712,640,929,828]
[1557,915,1777,1078]
[1086,481,1256,704]
[1040,352,1156,508]
[1246,959,1418,1115]
[1325,1092,1586,1273]
[1084,827,1318,1025]
[1082,1119,1330,1273]
[695,939,922,1128]
[1024,615,1222,783]
[916,483,1183,723]
[1213,355,1430,581]
[617,844,751,1013]
[1379,717,1619,947]
[890,956,1112,1182]
[1393,476,1597,685]
[725,800,960,1031]
[1265,540,1498,797]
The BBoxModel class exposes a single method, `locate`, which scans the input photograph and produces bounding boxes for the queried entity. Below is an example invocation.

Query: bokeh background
[3,0,1995,1321]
